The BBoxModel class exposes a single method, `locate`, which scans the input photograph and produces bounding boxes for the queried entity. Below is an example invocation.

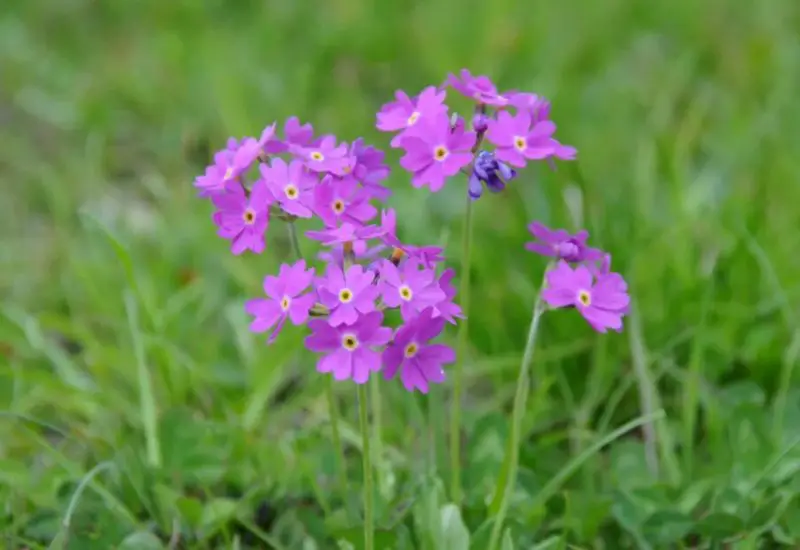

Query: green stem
[287,221,303,260]
[326,378,349,501]
[370,375,386,497]
[487,287,547,550]
[358,384,374,550]
[450,195,474,503]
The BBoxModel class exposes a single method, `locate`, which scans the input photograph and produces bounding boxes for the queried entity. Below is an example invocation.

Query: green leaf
[500,528,515,550]
[747,493,785,532]
[694,512,744,540]
[440,504,470,550]
[331,528,399,550]
[200,498,238,531]
[118,531,165,550]
[641,510,693,544]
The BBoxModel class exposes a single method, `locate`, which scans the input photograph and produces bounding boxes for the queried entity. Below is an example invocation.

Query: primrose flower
[211,181,272,255]
[295,135,354,176]
[306,222,384,247]
[245,260,317,343]
[446,69,508,107]
[525,222,603,263]
[468,150,517,200]
[378,209,444,269]
[542,260,630,333]
[399,113,476,192]
[260,158,317,218]
[305,311,392,383]
[316,264,381,326]
[313,176,378,228]
[378,259,446,321]
[383,308,455,393]
[431,268,464,324]
[486,110,569,168]
[506,92,552,122]
[350,138,392,201]
[376,86,448,147]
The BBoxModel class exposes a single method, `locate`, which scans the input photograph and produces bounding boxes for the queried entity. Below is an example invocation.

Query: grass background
[2,0,800,547]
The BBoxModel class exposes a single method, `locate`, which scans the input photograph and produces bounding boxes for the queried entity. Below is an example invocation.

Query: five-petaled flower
[316,264,381,326]
[525,222,604,263]
[376,86,448,148]
[378,259,446,321]
[211,180,273,255]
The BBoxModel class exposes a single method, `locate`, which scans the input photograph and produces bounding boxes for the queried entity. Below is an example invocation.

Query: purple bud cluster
[192,69,631,393]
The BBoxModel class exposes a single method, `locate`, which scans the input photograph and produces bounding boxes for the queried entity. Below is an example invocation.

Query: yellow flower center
[242,208,256,224]
[399,285,413,301]
[404,342,419,358]
[338,288,353,303]
[342,334,359,351]
[280,296,291,311]
[332,199,345,214]
[284,183,299,199]
[433,146,449,161]
[513,136,527,151]
[577,290,591,307]
[310,151,325,162]
[224,166,234,180]
[407,111,420,126]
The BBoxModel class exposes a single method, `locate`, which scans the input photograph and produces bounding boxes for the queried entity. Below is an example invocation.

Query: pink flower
[313,176,378,228]
[211,181,273,255]
[294,135,354,176]
[376,86,448,147]
[446,69,508,106]
[316,264,380,326]
[398,114,476,192]
[260,158,317,218]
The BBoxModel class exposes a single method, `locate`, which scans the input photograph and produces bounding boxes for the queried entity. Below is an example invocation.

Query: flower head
[398,113,476,192]
[313,176,378,228]
[260,158,317,218]
[379,209,445,269]
[245,260,317,343]
[294,135,354,176]
[306,222,384,247]
[383,308,455,393]
[316,264,380,326]
[305,312,392,383]
[506,92,551,122]
[446,69,508,107]
[486,110,572,168]
[525,222,603,263]
[376,86,448,147]
[468,150,517,200]
[378,259,446,321]
[212,181,272,255]
[350,138,392,201]
[431,268,464,324]
[542,261,630,333]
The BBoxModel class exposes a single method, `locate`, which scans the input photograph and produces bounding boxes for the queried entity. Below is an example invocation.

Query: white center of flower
[433,146,449,162]
[310,151,325,162]
[407,111,420,126]
[513,136,527,152]
[404,342,419,358]
[242,208,256,225]
[224,166,234,180]
[342,333,359,351]
[577,290,591,307]
[399,285,413,301]
[280,296,291,311]
[284,183,299,199]
[338,288,353,303]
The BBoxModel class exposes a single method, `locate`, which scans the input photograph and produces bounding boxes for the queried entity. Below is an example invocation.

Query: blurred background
[2,0,800,547]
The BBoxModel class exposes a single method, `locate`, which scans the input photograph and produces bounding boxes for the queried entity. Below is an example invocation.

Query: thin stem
[370,375,386,497]
[358,384,374,550]
[287,221,303,260]
[450,194,475,503]
[326,378,349,501]
[487,288,547,550]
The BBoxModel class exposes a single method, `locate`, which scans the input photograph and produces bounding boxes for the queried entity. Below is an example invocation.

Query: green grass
[2,0,800,547]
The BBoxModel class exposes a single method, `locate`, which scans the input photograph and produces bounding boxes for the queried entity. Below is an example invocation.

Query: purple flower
[245,260,317,343]
[506,92,552,122]
[542,261,630,333]
[313,176,378,228]
[193,161,227,197]
[486,110,570,168]
[305,312,392,383]
[379,209,444,269]
[378,259,445,321]
[431,269,464,324]
[264,117,314,154]
[468,150,517,200]
[399,113,476,192]
[316,264,380,326]
[212,181,273,255]
[306,222,384,247]
[376,86,448,147]
[383,308,455,393]
[260,158,317,218]
[294,135,354,176]
[446,69,508,107]
[350,138,392,201]
[525,222,604,263]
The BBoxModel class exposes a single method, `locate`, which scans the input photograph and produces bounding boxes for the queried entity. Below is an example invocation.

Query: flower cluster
[193,115,462,393]
[192,69,631,395]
